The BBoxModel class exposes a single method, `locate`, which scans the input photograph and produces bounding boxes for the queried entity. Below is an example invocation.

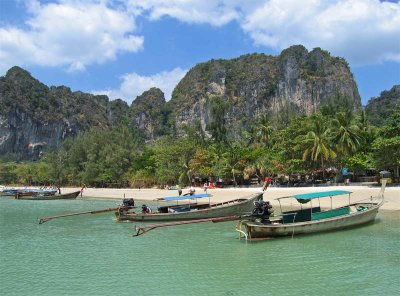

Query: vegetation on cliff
[2,97,399,187]
[365,85,400,126]
[0,67,112,126]
[0,50,398,186]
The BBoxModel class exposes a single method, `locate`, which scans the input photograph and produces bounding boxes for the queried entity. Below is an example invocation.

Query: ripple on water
[1,200,399,296]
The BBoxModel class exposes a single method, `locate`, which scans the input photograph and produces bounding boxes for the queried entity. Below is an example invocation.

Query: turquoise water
[1,198,399,296]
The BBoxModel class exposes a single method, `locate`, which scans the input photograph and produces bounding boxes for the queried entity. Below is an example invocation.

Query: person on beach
[203,183,208,193]
[177,185,182,196]
[263,176,271,191]
[80,184,86,197]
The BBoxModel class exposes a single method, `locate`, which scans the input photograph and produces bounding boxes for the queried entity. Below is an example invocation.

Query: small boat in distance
[1,188,57,197]
[15,191,80,200]
[236,180,387,240]
[116,192,263,222]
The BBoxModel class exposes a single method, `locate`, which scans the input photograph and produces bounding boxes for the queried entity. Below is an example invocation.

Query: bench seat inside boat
[311,206,350,220]
[282,207,321,223]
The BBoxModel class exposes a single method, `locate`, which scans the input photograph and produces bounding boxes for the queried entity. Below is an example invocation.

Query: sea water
[1,197,399,296]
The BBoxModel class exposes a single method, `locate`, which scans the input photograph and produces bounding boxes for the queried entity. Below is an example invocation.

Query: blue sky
[0,0,399,105]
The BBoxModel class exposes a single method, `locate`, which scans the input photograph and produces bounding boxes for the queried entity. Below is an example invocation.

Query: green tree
[220,144,250,185]
[44,150,68,186]
[296,114,336,177]
[152,138,198,186]
[372,104,400,172]
[344,152,375,172]
[274,115,309,173]
[331,112,360,157]
[254,114,275,147]
[355,110,376,152]
[321,92,355,118]
[189,148,216,178]
[207,96,229,143]
[0,162,17,184]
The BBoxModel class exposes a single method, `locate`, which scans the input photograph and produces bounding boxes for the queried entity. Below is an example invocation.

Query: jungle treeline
[1,101,399,188]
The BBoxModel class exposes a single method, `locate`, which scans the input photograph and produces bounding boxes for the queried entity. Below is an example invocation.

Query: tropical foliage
[2,102,399,187]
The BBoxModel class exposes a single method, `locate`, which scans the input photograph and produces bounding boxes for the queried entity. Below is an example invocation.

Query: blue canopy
[157,193,211,201]
[291,190,352,201]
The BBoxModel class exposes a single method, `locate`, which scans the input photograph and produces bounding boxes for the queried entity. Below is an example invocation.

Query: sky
[0,0,399,106]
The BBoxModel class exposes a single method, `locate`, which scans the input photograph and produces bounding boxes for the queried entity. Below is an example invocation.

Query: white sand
[64,185,400,212]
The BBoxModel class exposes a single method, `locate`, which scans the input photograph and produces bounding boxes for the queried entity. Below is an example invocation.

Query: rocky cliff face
[130,87,167,141]
[0,67,114,159]
[170,45,361,137]
[0,46,364,159]
[365,85,400,126]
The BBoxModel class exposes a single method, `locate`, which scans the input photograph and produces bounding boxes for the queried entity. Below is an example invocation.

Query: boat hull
[15,191,80,200]
[241,202,382,239]
[2,189,57,197]
[116,192,263,222]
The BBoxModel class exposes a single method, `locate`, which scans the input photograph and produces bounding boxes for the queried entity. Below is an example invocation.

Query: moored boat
[236,180,387,240]
[116,192,263,222]
[2,188,57,197]
[15,191,80,200]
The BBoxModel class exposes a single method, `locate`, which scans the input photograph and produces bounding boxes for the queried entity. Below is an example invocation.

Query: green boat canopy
[277,190,352,202]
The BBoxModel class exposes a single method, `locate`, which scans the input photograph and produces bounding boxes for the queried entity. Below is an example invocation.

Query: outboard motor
[122,198,135,208]
[251,200,274,223]
[117,198,135,215]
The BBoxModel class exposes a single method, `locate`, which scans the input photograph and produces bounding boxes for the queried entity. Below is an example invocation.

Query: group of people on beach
[39,185,61,194]
[176,185,197,196]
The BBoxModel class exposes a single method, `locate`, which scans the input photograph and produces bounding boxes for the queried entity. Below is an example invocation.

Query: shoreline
[2,184,398,212]
[59,185,399,212]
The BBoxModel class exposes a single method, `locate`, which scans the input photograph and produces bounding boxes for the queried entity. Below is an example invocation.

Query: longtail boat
[116,192,263,222]
[235,180,387,240]
[2,188,58,197]
[15,191,80,200]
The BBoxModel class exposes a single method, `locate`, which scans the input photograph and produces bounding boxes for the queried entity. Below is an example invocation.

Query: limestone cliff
[0,45,364,159]
[130,87,167,141]
[170,45,361,137]
[0,67,112,159]
[365,85,400,126]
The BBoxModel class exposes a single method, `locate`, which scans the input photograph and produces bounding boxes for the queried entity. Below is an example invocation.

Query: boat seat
[349,206,358,213]
[311,207,350,220]
[282,207,321,223]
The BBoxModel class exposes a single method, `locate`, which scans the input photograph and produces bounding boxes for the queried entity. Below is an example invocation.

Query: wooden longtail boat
[235,180,387,240]
[116,192,263,222]
[2,188,57,197]
[15,191,80,200]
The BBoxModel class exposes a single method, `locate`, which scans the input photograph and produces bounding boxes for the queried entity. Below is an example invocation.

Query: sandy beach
[63,184,400,212]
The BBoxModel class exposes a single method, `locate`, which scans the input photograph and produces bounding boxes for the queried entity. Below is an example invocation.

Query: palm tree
[331,112,360,157]
[256,114,274,146]
[220,144,249,186]
[296,114,336,178]
[356,110,376,151]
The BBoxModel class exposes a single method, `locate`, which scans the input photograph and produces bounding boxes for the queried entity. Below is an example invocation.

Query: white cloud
[126,0,241,26]
[1,0,398,83]
[95,67,188,103]
[131,0,400,65]
[241,0,400,65]
[0,0,143,73]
